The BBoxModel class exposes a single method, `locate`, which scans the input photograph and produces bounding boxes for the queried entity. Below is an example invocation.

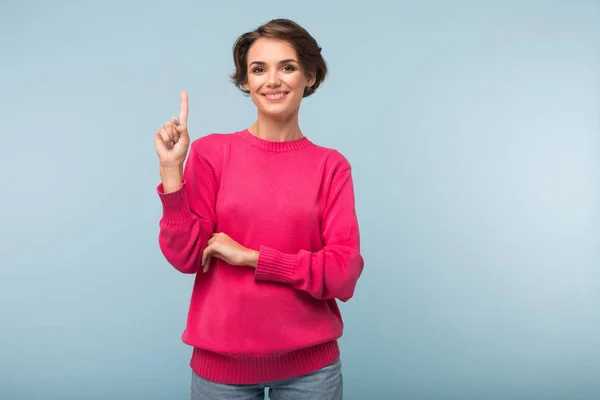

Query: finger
[170,116,180,143]
[155,129,168,151]
[164,121,178,145]
[158,128,173,149]
[201,245,214,268]
[203,256,211,273]
[201,246,208,267]
[180,90,189,124]
[163,121,175,139]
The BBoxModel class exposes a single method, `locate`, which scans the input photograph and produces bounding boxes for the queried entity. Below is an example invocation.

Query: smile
[262,92,288,102]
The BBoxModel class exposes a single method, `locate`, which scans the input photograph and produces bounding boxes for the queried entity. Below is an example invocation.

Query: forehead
[247,37,298,62]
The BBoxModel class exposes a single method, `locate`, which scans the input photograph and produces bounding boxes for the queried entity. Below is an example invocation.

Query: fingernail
[172,119,180,126]
[174,135,179,144]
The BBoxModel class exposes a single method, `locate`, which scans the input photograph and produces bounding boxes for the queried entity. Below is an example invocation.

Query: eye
[282,65,296,72]
[252,67,265,73]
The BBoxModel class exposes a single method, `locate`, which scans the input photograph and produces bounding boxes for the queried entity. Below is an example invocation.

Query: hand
[201,232,259,273]
[155,90,190,168]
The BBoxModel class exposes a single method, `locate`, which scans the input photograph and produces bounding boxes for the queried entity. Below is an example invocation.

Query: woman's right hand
[155,90,190,168]
[156,90,190,193]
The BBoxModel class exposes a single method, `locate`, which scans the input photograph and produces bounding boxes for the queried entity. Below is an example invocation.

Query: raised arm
[155,91,217,274]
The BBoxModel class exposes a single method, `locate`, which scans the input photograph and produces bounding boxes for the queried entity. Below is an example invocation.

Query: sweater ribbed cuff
[254,245,297,283]
[157,182,194,224]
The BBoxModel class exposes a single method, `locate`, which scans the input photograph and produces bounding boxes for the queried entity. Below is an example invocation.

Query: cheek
[246,75,263,91]
[290,76,309,97]
[288,74,307,89]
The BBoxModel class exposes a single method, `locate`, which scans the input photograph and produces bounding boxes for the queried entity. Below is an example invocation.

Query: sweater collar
[238,129,312,152]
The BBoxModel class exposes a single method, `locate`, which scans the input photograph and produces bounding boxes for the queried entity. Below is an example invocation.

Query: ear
[243,80,250,92]
[306,71,316,88]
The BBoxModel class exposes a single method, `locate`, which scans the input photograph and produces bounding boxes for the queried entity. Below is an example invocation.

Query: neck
[248,111,303,142]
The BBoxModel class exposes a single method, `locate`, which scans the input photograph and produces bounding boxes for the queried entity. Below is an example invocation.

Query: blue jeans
[191,358,343,400]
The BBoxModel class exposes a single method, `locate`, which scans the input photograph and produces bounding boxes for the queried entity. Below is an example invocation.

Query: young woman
[155,18,364,400]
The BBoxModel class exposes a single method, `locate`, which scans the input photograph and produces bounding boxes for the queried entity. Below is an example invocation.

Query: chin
[260,107,294,120]
[257,102,298,119]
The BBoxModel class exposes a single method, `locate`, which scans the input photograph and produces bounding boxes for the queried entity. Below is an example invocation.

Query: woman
[155,18,364,399]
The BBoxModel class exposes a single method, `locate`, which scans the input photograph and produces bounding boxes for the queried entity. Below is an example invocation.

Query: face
[243,37,316,119]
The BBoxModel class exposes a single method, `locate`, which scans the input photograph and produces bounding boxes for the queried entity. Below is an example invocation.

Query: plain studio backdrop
[1,1,598,399]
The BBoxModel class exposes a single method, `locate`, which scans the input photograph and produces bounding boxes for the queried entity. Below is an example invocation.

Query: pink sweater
[157,129,364,384]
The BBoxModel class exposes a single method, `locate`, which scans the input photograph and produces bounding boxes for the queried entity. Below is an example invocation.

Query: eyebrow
[249,59,299,66]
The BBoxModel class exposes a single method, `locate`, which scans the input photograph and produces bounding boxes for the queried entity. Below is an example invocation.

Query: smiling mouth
[263,92,288,101]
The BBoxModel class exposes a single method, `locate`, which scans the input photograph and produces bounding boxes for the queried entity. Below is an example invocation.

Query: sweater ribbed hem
[156,181,194,224]
[190,340,340,384]
[254,245,296,283]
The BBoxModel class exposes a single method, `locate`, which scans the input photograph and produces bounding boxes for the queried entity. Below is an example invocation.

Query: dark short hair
[230,18,327,98]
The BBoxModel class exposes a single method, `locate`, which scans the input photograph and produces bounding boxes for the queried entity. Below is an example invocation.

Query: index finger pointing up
[180,90,189,123]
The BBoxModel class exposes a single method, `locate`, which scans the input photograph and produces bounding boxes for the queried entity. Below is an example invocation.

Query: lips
[262,91,289,101]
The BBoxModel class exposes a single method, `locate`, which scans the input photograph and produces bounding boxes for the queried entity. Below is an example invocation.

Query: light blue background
[1,1,598,399]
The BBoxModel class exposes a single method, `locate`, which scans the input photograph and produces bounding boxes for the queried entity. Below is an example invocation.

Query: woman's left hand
[201,232,259,273]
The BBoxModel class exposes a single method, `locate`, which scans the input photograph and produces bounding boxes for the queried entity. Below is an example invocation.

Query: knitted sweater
[157,128,364,384]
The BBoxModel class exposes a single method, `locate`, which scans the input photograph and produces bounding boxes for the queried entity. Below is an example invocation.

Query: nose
[266,70,281,88]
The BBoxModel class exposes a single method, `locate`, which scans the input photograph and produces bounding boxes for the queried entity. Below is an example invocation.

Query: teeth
[266,93,285,99]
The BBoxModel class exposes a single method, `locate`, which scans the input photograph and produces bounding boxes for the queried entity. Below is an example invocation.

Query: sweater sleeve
[157,141,217,274]
[254,165,364,302]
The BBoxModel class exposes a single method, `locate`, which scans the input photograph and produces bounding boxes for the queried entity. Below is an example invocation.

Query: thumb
[171,117,188,141]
